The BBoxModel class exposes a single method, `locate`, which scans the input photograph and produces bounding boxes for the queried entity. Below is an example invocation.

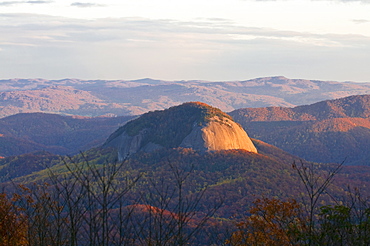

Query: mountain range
[2,93,370,167]
[2,76,370,118]
[2,102,365,217]
[2,99,370,244]
[3,73,370,244]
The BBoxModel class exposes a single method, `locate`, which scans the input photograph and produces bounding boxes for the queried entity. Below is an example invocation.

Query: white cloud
[352,19,370,24]
[27,1,52,3]
[0,0,51,5]
[333,0,370,2]
[258,0,370,2]
[70,2,105,8]
[0,1,23,5]
[0,14,367,48]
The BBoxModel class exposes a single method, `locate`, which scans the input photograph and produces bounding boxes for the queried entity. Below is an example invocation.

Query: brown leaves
[228,198,305,246]
[0,193,28,245]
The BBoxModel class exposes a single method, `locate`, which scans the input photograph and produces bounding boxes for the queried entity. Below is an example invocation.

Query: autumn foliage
[227,198,306,246]
[1,149,370,245]
[0,193,27,246]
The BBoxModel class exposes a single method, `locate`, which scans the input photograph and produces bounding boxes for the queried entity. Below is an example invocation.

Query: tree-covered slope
[4,139,357,218]
[0,113,134,157]
[1,133,369,244]
[230,95,370,165]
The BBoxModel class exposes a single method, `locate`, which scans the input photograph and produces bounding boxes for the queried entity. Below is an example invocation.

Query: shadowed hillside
[230,94,370,165]
[0,113,134,157]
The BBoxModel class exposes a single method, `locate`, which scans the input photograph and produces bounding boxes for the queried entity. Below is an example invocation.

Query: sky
[1,0,370,82]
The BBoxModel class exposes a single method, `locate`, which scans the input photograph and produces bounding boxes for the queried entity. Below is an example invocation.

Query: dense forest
[1,147,370,245]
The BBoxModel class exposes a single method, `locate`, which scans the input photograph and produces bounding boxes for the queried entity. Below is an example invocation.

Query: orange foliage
[227,198,305,246]
[0,193,28,246]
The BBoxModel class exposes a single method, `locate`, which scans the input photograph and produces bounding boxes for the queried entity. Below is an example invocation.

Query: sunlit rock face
[180,116,257,153]
[104,102,257,160]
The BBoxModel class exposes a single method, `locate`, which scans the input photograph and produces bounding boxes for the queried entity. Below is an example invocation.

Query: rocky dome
[104,102,257,160]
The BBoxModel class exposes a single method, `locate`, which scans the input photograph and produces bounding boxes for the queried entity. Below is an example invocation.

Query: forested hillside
[0,113,134,157]
[230,95,370,165]
[2,143,370,245]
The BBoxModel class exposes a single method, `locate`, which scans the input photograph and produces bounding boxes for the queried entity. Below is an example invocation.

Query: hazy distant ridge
[1,76,370,118]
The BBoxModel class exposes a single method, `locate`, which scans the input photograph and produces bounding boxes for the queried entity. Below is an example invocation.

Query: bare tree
[292,160,343,245]
[12,153,141,246]
[133,161,223,246]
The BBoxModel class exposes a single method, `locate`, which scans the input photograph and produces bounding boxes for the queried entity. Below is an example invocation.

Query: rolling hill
[230,94,370,165]
[0,113,134,157]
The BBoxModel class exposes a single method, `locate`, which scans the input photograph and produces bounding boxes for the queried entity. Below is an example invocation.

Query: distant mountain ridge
[230,94,370,165]
[2,76,370,118]
[231,94,370,122]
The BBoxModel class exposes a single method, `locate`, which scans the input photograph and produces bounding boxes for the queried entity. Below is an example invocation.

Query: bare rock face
[180,116,257,152]
[104,102,257,159]
[105,129,164,160]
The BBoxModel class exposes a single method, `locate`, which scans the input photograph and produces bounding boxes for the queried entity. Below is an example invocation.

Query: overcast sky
[1,0,370,82]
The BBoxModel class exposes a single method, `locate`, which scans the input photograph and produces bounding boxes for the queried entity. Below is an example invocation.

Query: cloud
[70,2,104,8]
[1,13,369,49]
[0,0,51,5]
[27,0,52,3]
[308,0,370,3]
[352,19,370,24]
[1,13,370,81]
[0,1,23,5]
[245,0,370,3]
[333,0,370,2]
